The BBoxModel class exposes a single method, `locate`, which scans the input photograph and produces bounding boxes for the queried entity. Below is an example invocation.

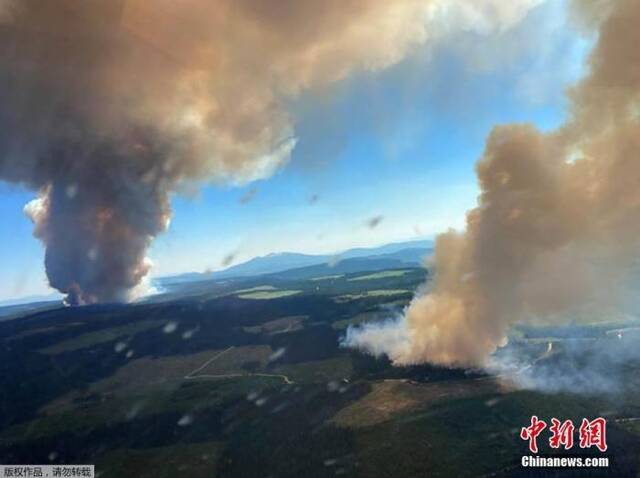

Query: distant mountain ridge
[160,239,433,285]
[266,255,418,281]
[0,293,62,309]
[1,240,433,309]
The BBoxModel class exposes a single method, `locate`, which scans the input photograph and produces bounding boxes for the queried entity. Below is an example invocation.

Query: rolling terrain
[1,263,640,477]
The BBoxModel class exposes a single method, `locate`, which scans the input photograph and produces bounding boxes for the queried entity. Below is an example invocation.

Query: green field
[335,289,410,302]
[233,285,277,293]
[40,320,162,354]
[310,274,344,281]
[348,269,412,281]
[236,289,301,299]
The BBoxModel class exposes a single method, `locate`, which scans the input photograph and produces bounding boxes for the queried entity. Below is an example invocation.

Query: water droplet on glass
[268,347,286,362]
[163,321,178,334]
[177,414,193,426]
[65,184,78,199]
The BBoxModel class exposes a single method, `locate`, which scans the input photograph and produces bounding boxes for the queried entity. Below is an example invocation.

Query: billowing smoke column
[0,0,440,305]
[345,0,640,367]
[0,0,545,305]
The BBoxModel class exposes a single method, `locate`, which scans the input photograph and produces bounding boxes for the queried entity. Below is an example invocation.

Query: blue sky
[0,0,591,301]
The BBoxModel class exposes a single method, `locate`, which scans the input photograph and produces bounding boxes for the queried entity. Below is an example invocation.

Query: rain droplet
[114,342,127,353]
[126,402,145,421]
[328,255,341,267]
[65,184,78,199]
[239,187,258,205]
[327,381,339,392]
[271,401,289,414]
[268,347,286,362]
[182,327,199,340]
[163,321,178,334]
[87,247,99,261]
[460,272,475,283]
[485,397,500,407]
[221,252,236,267]
[177,414,193,426]
[366,215,384,229]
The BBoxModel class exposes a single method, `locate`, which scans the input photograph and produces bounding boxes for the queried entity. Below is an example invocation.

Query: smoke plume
[345,0,640,367]
[0,0,544,305]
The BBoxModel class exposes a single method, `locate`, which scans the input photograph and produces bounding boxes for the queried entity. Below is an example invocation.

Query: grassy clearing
[11,323,85,339]
[272,357,353,384]
[348,270,411,281]
[243,315,307,335]
[237,290,301,300]
[334,289,409,302]
[39,320,162,354]
[233,285,276,294]
[66,345,274,398]
[49,350,222,399]
[332,378,506,429]
[310,274,344,281]
[193,345,273,375]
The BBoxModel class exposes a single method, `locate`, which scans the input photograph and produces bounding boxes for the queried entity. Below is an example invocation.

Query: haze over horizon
[0,236,433,306]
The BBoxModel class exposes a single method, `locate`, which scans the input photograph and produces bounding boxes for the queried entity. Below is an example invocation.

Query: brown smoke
[1,0,449,304]
[346,0,640,367]
[0,0,544,305]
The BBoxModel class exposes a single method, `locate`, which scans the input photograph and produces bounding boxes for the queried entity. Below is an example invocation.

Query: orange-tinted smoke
[346,0,640,367]
[0,0,438,303]
[0,0,548,304]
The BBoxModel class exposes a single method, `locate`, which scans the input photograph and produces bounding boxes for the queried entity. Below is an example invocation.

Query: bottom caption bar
[1,465,94,477]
